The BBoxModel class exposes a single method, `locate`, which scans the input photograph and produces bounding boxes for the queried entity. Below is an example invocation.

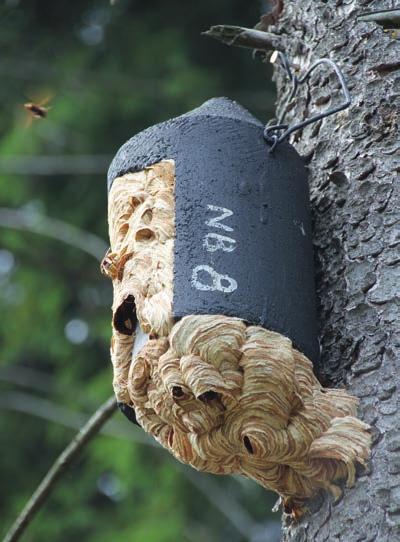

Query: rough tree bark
[264,1,399,541]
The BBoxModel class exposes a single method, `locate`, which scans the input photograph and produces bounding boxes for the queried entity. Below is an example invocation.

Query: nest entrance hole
[113,295,137,335]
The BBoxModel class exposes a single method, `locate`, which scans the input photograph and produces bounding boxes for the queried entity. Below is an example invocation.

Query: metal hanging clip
[264,52,351,152]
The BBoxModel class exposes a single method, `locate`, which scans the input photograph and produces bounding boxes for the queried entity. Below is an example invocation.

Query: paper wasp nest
[102,160,371,516]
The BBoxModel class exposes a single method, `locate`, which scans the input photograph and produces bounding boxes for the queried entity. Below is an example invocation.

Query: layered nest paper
[102,160,371,516]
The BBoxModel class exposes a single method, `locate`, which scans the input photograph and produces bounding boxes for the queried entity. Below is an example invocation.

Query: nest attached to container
[102,160,371,517]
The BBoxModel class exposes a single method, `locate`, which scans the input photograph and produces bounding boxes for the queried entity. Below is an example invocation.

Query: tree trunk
[265,1,400,540]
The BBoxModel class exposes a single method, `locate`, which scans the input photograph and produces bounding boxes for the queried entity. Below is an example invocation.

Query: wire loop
[265,53,351,152]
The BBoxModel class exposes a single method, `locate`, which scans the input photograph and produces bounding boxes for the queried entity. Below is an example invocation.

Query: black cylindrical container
[108,98,319,365]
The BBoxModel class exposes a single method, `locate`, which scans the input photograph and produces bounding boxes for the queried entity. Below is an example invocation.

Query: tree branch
[0,207,108,262]
[2,396,117,542]
[0,390,158,447]
[0,366,54,394]
[177,467,258,539]
[202,25,286,52]
[0,155,112,175]
[358,9,400,28]
[0,391,270,539]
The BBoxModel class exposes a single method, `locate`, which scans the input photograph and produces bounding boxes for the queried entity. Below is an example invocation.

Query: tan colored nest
[103,160,371,516]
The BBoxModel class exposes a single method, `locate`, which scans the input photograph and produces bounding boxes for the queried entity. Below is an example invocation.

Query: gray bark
[268,1,400,540]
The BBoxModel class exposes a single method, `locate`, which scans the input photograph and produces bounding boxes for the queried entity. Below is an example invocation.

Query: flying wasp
[23,95,52,124]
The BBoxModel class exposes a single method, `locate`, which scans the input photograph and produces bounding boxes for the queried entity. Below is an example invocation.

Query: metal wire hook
[264,53,352,152]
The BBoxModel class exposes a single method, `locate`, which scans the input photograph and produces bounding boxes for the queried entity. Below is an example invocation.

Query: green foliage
[0,1,279,540]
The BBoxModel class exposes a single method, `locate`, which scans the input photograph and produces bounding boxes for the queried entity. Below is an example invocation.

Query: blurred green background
[0,1,279,540]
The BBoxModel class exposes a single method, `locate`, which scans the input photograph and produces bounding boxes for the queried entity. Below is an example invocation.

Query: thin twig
[0,390,158,447]
[177,467,258,538]
[202,25,286,52]
[0,207,108,261]
[0,155,112,175]
[358,9,400,28]
[0,391,265,538]
[0,366,54,393]
[2,396,117,542]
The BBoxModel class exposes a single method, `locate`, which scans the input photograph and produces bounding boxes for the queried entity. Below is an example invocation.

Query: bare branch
[358,9,400,28]
[177,467,258,538]
[0,390,158,447]
[2,396,117,542]
[0,207,108,261]
[0,155,112,176]
[0,366,54,393]
[1,391,267,538]
[202,25,286,52]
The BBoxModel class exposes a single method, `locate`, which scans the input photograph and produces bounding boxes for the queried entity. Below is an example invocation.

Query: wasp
[101,246,133,281]
[24,102,49,119]
[23,95,52,123]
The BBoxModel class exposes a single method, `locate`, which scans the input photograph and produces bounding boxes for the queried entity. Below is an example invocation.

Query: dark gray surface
[108,97,319,364]
[107,97,262,188]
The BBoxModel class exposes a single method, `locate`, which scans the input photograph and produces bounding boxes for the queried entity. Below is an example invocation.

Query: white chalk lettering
[191,265,238,293]
[203,232,236,253]
[205,205,234,232]
[191,204,238,294]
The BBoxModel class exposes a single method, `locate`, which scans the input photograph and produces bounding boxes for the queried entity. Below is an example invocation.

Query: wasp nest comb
[102,160,371,516]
